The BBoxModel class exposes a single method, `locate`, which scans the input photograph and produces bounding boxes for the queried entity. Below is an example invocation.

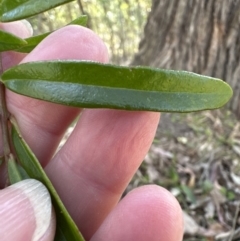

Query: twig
[77,0,85,14]
[227,202,240,241]
[0,53,11,161]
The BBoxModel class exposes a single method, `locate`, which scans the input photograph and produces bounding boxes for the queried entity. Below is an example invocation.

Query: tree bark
[132,0,240,117]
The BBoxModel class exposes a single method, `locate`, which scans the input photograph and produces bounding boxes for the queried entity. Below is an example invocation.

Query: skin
[0,21,183,241]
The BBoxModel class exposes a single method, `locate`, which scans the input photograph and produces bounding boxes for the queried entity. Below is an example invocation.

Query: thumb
[0,179,56,241]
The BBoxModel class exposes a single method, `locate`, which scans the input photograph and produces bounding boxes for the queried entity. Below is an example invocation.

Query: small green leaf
[7,154,23,184]
[16,33,49,53]
[11,119,85,241]
[16,16,88,53]
[1,61,233,112]
[0,0,75,22]
[181,184,196,204]
[0,29,27,52]
[17,163,30,180]
[70,15,88,26]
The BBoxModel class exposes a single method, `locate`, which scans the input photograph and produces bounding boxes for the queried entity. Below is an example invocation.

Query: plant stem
[0,155,3,165]
[0,53,11,162]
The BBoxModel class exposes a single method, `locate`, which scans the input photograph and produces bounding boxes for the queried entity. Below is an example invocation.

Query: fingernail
[20,19,33,36]
[0,179,52,241]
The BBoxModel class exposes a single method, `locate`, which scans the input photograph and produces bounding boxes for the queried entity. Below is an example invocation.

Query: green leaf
[181,184,196,204]
[17,163,31,180]
[0,0,75,22]
[16,16,88,53]
[16,32,49,53]
[1,61,233,112]
[70,15,88,26]
[7,154,23,184]
[11,119,85,241]
[0,29,27,52]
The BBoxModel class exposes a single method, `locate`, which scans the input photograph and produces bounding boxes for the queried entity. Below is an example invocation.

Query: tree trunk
[132,0,240,117]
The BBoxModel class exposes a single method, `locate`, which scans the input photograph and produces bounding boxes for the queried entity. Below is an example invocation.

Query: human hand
[0,21,183,241]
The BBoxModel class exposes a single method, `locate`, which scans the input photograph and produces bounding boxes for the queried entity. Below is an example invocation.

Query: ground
[126,109,240,241]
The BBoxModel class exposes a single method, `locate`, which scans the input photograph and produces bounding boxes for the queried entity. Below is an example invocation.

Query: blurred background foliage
[28,0,151,65]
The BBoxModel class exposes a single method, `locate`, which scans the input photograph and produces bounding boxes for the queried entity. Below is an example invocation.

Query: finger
[0,179,55,241]
[46,109,160,239]
[5,25,109,166]
[91,185,184,241]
